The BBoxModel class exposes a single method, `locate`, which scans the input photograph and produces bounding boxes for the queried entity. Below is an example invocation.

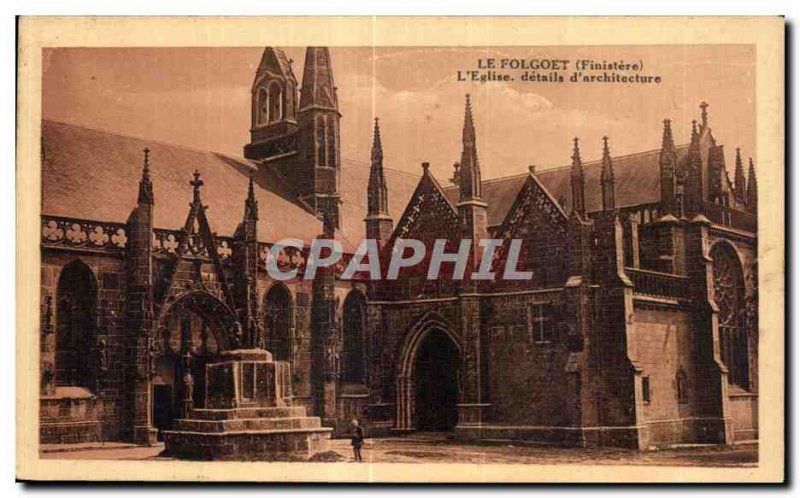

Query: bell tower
[297,47,341,228]
[244,48,299,161]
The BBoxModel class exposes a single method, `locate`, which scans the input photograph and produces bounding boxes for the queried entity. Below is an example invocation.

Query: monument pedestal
[163,349,332,460]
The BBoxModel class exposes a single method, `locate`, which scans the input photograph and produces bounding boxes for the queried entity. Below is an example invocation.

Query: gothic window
[315,115,327,166]
[268,81,282,123]
[642,376,651,403]
[531,304,552,343]
[55,260,97,388]
[341,291,367,384]
[326,115,337,169]
[711,243,749,389]
[256,87,268,126]
[264,284,293,362]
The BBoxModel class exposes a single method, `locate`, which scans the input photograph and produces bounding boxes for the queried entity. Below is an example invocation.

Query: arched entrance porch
[151,291,236,438]
[396,314,462,431]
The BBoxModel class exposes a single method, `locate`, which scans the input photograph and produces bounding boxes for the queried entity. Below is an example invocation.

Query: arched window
[268,81,282,123]
[341,291,366,384]
[326,115,337,169]
[264,285,293,362]
[711,243,749,389]
[56,260,97,388]
[315,115,327,166]
[256,88,268,126]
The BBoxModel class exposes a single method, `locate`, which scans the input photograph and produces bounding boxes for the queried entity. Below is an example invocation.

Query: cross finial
[700,101,709,128]
[190,170,204,190]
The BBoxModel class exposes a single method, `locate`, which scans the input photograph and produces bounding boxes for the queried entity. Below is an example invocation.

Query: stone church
[39,47,759,450]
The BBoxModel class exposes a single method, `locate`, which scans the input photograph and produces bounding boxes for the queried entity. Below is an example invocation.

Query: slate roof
[42,119,680,250]
[41,120,419,251]
[442,146,688,226]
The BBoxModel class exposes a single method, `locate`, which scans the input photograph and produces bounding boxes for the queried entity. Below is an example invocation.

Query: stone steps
[173,416,323,433]
[187,406,308,420]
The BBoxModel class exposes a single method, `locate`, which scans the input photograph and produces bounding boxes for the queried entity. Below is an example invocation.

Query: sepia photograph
[15,16,785,483]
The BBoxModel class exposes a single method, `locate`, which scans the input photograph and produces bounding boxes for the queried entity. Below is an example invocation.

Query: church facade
[39,47,759,450]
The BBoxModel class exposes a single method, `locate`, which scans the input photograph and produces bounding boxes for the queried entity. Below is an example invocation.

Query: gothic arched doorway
[711,243,749,389]
[152,291,233,438]
[414,329,460,430]
[396,315,462,432]
[55,260,97,389]
[264,284,293,362]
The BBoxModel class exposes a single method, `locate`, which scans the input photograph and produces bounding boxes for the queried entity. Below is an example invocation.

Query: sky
[42,45,755,182]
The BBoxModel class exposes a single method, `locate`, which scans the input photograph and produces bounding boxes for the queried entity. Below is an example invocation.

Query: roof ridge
[42,119,257,163]
[544,143,691,173]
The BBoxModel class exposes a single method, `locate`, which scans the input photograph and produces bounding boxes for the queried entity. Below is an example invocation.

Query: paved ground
[41,432,757,467]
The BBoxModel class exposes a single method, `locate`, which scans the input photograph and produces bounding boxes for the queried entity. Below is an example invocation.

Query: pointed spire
[367,118,389,217]
[659,119,678,214]
[660,119,677,163]
[570,137,586,216]
[734,148,746,202]
[689,119,701,155]
[458,94,482,202]
[371,117,383,165]
[747,157,758,213]
[137,147,154,205]
[299,47,339,112]
[245,171,258,221]
[463,93,476,145]
[683,119,704,215]
[601,136,616,211]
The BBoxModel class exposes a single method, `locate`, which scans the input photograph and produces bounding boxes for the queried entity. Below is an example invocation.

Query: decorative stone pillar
[126,148,158,446]
[686,214,733,444]
[455,296,490,438]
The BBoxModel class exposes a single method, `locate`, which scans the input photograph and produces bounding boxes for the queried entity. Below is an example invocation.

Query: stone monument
[163,349,332,460]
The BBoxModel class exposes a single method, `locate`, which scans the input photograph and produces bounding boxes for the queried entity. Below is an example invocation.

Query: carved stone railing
[41,215,128,254]
[626,267,689,301]
[152,228,236,262]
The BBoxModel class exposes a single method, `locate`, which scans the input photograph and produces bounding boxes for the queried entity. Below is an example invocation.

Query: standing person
[350,419,365,462]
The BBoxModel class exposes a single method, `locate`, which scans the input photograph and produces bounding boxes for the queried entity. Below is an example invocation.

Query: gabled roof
[443,145,688,226]
[41,120,419,252]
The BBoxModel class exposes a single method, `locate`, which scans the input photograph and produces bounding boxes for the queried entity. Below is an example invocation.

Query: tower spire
[570,137,586,216]
[601,136,616,211]
[683,119,704,214]
[297,47,341,228]
[659,119,678,214]
[459,94,482,201]
[138,147,154,205]
[299,47,339,113]
[734,148,746,202]
[747,157,758,213]
[245,171,258,221]
[365,118,393,242]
